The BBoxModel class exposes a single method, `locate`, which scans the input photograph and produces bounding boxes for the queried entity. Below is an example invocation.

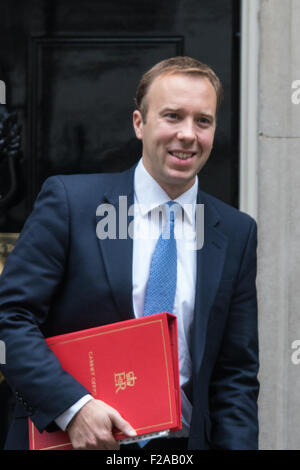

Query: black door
[0,0,240,234]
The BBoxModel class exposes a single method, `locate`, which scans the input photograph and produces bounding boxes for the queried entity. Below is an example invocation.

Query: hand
[67,399,137,450]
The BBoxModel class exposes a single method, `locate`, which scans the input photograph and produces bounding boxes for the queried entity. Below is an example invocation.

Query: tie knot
[161,202,181,240]
[166,201,181,224]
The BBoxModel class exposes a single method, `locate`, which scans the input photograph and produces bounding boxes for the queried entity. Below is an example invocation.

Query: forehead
[146,72,217,114]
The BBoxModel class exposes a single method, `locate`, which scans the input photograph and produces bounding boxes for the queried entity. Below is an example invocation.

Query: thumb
[110,411,137,437]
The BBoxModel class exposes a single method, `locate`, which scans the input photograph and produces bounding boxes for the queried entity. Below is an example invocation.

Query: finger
[110,412,137,438]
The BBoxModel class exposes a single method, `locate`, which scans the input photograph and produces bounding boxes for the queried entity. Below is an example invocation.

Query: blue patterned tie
[144,201,180,316]
[138,202,180,448]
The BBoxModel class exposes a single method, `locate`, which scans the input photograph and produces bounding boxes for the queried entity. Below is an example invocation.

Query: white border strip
[239,0,260,219]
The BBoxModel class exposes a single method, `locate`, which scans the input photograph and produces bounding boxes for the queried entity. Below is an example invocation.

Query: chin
[161,174,195,194]
[165,168,197,184]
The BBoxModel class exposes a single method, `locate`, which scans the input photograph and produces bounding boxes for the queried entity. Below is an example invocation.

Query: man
[0,57,259,450]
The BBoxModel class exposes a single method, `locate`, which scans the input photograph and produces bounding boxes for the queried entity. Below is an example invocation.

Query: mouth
[168,150,195,161]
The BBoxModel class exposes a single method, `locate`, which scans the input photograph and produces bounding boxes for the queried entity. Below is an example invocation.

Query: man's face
[133,73,217,199]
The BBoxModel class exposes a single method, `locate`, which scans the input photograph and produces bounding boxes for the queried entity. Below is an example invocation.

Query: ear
[132,110,144,140]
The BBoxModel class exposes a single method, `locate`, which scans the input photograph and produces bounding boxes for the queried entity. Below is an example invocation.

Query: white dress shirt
[55,159,198,436]
[132,159,197,436]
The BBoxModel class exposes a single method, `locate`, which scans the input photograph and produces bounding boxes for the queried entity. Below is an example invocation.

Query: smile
[169,151,195,160]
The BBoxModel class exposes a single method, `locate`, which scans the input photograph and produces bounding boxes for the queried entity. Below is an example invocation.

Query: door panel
[29,36,183,203]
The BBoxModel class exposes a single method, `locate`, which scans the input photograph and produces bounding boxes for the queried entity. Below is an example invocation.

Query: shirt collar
[134,158,198,225]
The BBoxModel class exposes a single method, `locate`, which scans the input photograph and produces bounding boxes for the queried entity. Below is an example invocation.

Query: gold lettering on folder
[88,351,97,396]
[114,371,137,393]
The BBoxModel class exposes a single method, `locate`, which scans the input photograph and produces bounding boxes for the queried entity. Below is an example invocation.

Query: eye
[197,116,212,127]
[165,112,179,120]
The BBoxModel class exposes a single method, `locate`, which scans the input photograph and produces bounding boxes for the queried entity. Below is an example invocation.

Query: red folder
[28,313,181,450]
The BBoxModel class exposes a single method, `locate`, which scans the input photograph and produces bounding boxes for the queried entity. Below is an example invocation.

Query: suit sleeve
[0,176,90,432]
[209,219,259,449]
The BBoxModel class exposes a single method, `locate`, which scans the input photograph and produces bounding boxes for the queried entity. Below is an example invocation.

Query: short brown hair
[135,56,223,122]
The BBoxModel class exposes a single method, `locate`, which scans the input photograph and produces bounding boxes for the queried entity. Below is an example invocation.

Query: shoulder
[44,172,120,192]
[40,165,135,201]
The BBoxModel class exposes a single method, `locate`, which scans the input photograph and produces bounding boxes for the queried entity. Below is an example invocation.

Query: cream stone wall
[243,0,300,450]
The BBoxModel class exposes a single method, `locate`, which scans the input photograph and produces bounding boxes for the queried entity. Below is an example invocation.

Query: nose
[176,119,196,143]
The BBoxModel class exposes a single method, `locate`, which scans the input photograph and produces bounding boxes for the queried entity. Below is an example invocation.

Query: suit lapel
[192,191,228,374]
[96,166,136,321]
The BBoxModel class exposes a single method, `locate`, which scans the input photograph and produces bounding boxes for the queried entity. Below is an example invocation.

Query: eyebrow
[160,107,215,120]
[159,106,182,114]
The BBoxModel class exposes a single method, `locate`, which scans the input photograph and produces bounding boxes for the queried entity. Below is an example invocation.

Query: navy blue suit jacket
[0,165,259,450]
